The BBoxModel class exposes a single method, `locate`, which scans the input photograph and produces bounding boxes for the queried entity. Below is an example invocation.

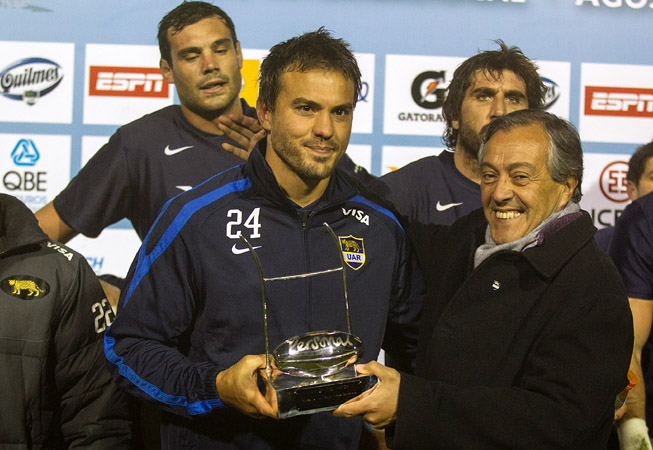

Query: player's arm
[35,202,121,309]
[56,252,131,448]
[608,202,653,449]
[382,235,424,374]
[35,201,78,244]
[618,298,653,449]
[106,224,276,419]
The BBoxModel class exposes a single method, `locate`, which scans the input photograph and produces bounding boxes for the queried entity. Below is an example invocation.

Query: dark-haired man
[105,29,422,450]
[36,1,256,247]
[34,1,371,308]
[626,142,653,201]
[595,141,653,253]
[371,40,547,228]
[336,110,633,450]
[610,140,653,450]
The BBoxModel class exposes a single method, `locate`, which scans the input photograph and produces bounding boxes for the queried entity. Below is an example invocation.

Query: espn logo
[89,66,170,98]
[585,86,653,118]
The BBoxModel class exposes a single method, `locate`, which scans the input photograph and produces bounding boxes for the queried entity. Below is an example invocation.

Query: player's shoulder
[632,191,653,217]
[618,192,653,231]
[387,153,448,178]
[144,164,248,249]
[115,106,184,148]
[39,239,85,265]
[347,186,406,236]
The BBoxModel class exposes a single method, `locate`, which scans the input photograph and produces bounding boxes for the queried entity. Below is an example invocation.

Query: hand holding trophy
[240,223,378,419]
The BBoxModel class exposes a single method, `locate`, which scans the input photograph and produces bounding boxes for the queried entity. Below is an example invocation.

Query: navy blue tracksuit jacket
[105,143,424,449]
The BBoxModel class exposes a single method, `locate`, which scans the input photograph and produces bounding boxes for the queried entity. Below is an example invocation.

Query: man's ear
[257,99,272,132]
[561,176,578,206]
[160,58,174,84]
[452,116,460,131]
[235,41,243,70]
[626,180,639,201]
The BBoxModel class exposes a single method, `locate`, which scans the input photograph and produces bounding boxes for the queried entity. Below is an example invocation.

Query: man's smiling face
[480,123,575,244]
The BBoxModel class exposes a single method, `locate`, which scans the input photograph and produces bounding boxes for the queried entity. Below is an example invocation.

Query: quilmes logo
[599,161,630,203]
[0,57,63,105]
[411,70,447,109]
[585,86,653,118]
[11,139,40,166]
[89,66,169,98]
[541,77,561,110]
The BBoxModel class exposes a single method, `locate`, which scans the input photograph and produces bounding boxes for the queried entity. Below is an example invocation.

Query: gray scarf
[474,201,581,268]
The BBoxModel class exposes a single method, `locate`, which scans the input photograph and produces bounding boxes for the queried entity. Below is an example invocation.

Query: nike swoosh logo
[176,186,192,192]
[164,145,194,156]
[231,244,261,255]
[436,201,463,212]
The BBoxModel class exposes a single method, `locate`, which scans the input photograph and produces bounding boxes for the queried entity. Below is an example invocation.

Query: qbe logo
[585,86,653,118]
[88,66,169,98]
[4,139,47,194]
[11,139,39,166]
[599,161,630,203]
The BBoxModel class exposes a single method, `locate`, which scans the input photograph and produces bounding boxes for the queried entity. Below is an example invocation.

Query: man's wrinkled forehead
[168,14,234,41]
[467,69,524,91]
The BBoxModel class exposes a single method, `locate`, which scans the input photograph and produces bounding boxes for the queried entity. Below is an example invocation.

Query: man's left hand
[333,361,400,429]
[217,113,265,161]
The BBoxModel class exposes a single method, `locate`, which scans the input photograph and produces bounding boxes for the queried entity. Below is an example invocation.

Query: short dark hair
[258,27,361,111]
[480,109,584,203]
[442,40,547,150]
[627,141,653,186]
[158,1,237,66]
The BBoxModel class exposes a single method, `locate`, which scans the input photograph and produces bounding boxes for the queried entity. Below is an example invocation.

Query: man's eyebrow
[177,38,233,57]
[481,161,536,172]
[210,38,233,48]
[291,97,319,108]
[504,89,527,99]
[507,161,536,171]
[470,86,498,96]
[469,87,526,100]
[290,98,353,111]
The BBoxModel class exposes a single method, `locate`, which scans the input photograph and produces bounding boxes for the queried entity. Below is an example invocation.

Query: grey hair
[478,109,583,203]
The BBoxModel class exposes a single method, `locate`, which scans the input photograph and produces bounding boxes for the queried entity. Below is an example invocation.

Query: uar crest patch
[339,235,365,270]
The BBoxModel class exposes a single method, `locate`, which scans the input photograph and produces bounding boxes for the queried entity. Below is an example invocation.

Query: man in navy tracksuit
[105,29,423,449]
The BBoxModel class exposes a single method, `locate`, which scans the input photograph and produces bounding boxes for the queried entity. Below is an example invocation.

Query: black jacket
[0,194,131,449]
[390,208,633,450]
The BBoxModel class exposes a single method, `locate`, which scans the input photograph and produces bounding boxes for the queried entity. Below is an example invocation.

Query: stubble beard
[457,120,486,162]
[185,73,242,120]
[270,131,338,181]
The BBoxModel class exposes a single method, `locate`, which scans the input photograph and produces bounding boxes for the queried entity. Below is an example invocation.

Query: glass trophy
[239,223,378,419]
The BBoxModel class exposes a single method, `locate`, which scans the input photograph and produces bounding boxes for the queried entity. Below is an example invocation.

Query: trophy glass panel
[240,223,378,418]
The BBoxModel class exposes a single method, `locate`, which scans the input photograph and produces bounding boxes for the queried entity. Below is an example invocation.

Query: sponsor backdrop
[1,0,652,276]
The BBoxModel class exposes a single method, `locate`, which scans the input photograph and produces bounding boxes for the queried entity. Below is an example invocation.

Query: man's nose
[492,176,514,203]
[313,111,334,140]
[489,95,506,120]
[202,52,219,73]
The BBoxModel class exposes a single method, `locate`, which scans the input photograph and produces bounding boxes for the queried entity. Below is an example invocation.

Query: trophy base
[270,365,378,419]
